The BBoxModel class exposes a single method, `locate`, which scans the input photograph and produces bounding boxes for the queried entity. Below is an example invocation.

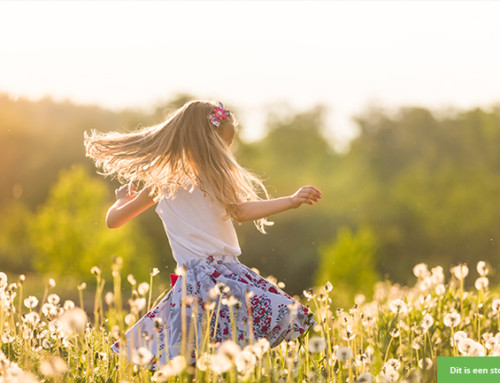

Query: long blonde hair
[84,99,272,232]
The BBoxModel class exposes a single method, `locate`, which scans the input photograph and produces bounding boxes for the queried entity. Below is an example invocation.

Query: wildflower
[131,347,153,366]
[58,307,88,337]
[77,282,86,291]
[477,261,489,276]
[211,353,233,374]
[336,347,353,361]
[412,336,422,350]
[1,332,14,343]
[475,277,489,291]
[221,295,239,307]
[18,274,26,283]
[105,292,114,305]
[63,300,75,311]
[138,282,149,296]
[419,357,433,370]
[492,299,500,313]
[251,338,270,359]
[0,273,7,289]
[130,298,146,312]
[125,314,136,326]
[151,267,160,276]
[385,358,401,370]
[42,338,52,349]
[413,263,430,279]
[431,266,444,284]
[389,299,408,315]
[24,296,39,309]
[418,277,432,291]
[47,294,60,305]
[217,340,242,361]
[40,356,67,377]
[303,289,314,300]
[421,313,434,332]
[48,278,56,288]
[458,338,484,356]
[91,266,101,276]
[451,264,469,280]
[203,301,216,311]
[443,312,461,328]
[308,336,326,353]
[390,329,400,338]
[127,274,136,286]
[324,281,333,293]
[435,284,446,295]
[170,355,186,374]
[197,353,212,371]
[235,350,257,375]
[24,312,40,325]
[277,281,286,289]
[355,294,366,305]
[357,372,373,383]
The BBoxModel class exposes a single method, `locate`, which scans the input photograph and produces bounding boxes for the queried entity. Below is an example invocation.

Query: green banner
[438,357,500,382]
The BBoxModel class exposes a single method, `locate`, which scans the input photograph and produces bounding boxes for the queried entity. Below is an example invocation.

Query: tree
[315,226,379,308]
[29,165,155,282]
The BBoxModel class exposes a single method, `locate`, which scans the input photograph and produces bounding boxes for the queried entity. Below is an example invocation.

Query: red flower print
[269,287,278,294]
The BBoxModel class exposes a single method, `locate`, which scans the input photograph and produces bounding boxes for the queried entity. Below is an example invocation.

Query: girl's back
[155,185,241,265]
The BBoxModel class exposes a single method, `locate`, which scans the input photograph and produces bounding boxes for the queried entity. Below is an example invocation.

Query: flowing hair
[84,99,273,232]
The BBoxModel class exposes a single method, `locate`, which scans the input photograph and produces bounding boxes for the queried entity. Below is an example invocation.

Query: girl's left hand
[115,183,137,201]
[289,185,322,208]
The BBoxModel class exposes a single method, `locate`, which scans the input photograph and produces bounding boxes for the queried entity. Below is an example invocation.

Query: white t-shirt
[155,186,242,265]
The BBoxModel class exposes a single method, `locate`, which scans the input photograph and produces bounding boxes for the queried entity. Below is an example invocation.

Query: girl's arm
[234,185,321,223]
[106,184,155,228]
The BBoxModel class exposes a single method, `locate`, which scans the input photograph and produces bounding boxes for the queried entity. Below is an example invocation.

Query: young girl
[84,100,321,370]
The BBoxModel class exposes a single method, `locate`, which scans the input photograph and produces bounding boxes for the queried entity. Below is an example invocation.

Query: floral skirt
[111,255,315,370]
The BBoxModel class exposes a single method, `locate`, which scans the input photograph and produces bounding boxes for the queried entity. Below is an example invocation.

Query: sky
[1,1,500,149]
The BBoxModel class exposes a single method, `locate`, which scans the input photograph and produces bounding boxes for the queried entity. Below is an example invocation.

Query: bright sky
[1,1,500,148]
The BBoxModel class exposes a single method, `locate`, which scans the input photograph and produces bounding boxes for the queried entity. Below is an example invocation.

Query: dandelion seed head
[221,295,239,307]
[77,283,86,291]
[303,289,314,300]
[63,300,75,311]
[138,282,149,296]
[48,279,56,288]
[127,274,136,285]
[336,346,353,362]
[435,284,446,295]
[40,356,67,377]
[131,347,153,366]
[308,336,326,353]
[47,294,60,305]
[0,273,7,289]
[444,312,461,328]
[235,350,257,375]
[431,266,444,284]
[475,277,489,291]
[389,299,408,315]
[90,266,101,276]
[210,353,232,374]
[125,314,136,326]
[421,313,434,331]
[451,264,469,280]
[413,263,430,279]
[150,267,160,276]
[105,292,114,306]
[24,296,38,309]
[277,281,286,289]
[355,294,366,305]
[477,261,489,276]
[58,307,88,337]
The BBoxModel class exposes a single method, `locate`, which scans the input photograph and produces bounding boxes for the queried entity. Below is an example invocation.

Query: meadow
[1,259,498,383]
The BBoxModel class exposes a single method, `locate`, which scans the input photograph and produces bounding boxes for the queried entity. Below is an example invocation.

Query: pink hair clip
[207,102,230,127]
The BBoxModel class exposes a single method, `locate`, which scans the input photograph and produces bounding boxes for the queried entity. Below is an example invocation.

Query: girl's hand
[289,186,322,209]
[115,183,137,201]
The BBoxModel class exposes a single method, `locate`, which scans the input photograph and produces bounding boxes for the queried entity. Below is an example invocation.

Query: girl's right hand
[289,185,322,208]
[115,183,137,201]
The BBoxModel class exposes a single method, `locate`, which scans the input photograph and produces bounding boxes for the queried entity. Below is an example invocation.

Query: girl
[84,100,321,370]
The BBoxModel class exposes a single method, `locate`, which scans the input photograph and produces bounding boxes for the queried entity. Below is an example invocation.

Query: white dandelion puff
[336,347,353,362]
[444,312,461,328]
[40,356,67,377]
[308,336,326,353]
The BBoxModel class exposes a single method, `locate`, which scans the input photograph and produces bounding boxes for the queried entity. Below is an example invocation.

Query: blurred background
[1,1,500,306]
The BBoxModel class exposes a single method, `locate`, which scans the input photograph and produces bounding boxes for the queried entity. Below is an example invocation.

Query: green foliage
[315,226,379,308]
[0,202,34,273]
[29,164,154,281]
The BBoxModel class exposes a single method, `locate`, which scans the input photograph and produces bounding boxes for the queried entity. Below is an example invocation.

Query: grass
[0,259,499,382]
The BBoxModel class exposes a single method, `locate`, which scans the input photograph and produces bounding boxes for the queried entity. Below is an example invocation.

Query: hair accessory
[207,102,230,127]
